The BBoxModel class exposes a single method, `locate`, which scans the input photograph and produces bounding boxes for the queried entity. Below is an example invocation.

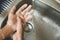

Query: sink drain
[25,22,33,33]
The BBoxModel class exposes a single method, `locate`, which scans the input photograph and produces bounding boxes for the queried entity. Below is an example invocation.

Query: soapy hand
[12,17,24,40]
[7,4,34,31]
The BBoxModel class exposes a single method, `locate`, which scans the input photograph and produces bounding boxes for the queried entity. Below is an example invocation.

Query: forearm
[1,25,14,39]
[0,30,4,40]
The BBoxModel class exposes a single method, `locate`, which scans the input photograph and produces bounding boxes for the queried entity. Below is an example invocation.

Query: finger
[24,9,34,18]
[17,13,24,20]
[16,4,27,15]
[8,6,16,19]
[9,6,16,14]
[21,5,32,15]
[24,10,34,22]
[25,15,33,22]
[17,17,23,40]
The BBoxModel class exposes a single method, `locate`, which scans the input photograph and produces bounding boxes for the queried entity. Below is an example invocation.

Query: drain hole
[25,22,33,33]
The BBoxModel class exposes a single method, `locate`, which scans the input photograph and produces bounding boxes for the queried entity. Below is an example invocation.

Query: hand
[13,17,24,40]
[7,4,34,31]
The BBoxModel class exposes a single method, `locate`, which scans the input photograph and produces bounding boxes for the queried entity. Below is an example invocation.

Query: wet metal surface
[24,0,60,40]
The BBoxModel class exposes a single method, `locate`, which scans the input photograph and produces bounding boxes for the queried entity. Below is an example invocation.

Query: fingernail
[29,5,32,7]
[24,4,27,6]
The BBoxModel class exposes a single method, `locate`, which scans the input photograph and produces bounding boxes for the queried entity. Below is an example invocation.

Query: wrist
[0,30,5,40]
[1,25,15,38]
[6,21,16,32]
[6,24,16,32]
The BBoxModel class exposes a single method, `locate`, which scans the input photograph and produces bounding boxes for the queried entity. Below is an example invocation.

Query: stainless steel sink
[24,0,60,40]
[1,0,60,40]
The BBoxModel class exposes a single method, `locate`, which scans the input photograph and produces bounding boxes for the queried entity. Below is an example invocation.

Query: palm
[7,4,34,31]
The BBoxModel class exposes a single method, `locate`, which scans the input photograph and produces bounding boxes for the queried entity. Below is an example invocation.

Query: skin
[0,4,34,40]
[13,17,23,40]
[7,4,33,31]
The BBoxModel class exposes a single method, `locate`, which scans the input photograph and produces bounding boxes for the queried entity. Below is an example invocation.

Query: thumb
[17,16,22,33]
[17,17,23,40]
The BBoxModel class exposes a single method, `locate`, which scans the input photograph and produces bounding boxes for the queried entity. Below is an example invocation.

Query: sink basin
[24,0,60,40]
[1,0,60,40]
